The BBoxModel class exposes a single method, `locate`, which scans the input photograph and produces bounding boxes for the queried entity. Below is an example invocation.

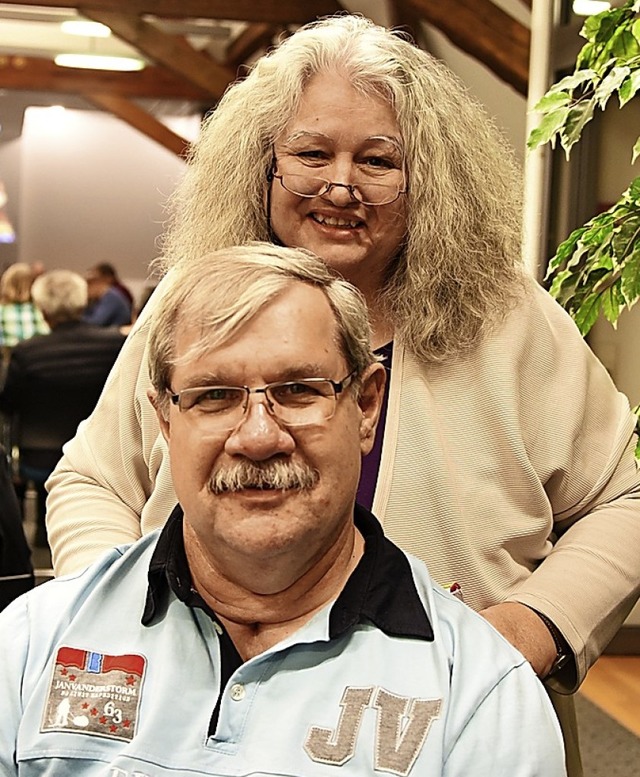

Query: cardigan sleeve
[378,280,640,692]
[46,277,175,576]
[504,287,640,689]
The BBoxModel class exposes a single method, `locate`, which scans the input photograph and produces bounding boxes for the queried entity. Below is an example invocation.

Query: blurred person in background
[0,441,33,611]
[83,263,132,328]
[0,270,126,546]
[0,263,48,348]
[94,262,134,308]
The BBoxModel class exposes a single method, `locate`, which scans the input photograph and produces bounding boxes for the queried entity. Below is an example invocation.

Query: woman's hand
[479,601,558,678]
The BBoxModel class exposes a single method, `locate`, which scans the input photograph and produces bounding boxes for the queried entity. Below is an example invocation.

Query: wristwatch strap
[532,609,571,677]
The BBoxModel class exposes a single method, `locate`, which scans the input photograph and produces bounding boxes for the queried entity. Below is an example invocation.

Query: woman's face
[269,72,408,301]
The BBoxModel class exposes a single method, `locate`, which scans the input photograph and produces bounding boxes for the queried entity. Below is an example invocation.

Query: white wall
[419,23,528,160]
[0,137,22,267]
[16,106,195,298]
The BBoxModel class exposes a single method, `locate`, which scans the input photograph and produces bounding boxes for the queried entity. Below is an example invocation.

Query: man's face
[85,273,105,301]
[153,282,384,589]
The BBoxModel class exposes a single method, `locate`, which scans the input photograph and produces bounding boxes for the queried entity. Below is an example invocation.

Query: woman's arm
[46,278,175,575]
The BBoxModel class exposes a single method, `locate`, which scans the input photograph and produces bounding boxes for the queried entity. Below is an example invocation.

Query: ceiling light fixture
[61,20,111,37]
[572,0,611,14]
[54,54,145,71]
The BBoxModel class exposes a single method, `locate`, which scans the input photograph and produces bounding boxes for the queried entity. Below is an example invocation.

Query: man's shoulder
[8,331,52,359]
[403,553,529,673]
[1,533,157,636]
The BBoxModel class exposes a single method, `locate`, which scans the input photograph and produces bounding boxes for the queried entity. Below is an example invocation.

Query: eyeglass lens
[177,380,341,430]
[277,173,403,206]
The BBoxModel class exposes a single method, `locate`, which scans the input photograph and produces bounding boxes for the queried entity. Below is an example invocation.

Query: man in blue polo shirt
[0,243,566,776]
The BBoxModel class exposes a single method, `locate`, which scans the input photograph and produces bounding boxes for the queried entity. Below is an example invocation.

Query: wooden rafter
[0,55,212,100]
[2,0,344,24]
[85,92,191,158]
[387,0,428,48]
[82,9,235,98]
[404,0,530,94]
[224,23,281,70]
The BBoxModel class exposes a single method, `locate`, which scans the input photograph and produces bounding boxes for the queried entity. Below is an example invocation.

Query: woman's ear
[357,363,386,455]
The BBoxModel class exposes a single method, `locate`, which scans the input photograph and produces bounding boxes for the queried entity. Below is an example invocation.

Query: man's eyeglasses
[168,372,357,432]
[270,163,407,207]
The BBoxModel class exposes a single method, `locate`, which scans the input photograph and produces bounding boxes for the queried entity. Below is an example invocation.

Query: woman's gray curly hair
[162,14,525,363]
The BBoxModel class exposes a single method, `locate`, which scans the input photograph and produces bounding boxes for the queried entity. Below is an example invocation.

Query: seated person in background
[0,262,48,347]
[93,261,134,309]
[0,244,566,776]
[0,270,126,546]
[83,263,132,328]
[0,442,33,611]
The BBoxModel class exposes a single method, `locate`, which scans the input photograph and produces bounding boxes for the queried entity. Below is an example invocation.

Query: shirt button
[230,684,245,701]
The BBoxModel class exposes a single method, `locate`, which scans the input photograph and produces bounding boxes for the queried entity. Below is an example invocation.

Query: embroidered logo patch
[41,647,146,742]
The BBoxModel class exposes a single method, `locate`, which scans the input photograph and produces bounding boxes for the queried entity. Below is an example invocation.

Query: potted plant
[528,0,640,448]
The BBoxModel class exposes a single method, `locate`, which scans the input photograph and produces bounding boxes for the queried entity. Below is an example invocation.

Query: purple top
[356,341,393,510]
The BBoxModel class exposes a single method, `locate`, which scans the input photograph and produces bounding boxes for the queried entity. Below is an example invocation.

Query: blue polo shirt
[0,506,566,776]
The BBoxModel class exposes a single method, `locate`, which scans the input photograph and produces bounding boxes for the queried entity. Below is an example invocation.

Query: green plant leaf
[633,136,640,163]
[613,28,640,59]
[595,65,631,108]
[527,106,570,150]
[621,247,640,304]
[612,214,640,258]
[560,101,596,156]
[632,402,640,460]
[546,227,590,275]
[577,41,596,70]
[547,69,597,95]
[619,68,640,106]
[573,292,603,334]
[602,284,623,325]
[534,91,572,112]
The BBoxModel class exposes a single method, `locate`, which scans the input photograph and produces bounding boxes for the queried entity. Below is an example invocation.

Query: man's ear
[357,363,386,455]
[147,388,171,443]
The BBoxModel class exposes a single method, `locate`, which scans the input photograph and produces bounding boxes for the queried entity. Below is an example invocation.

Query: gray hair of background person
[31,270,88,325]
[148,243,376,416]
[162,14,524,364]
[0,263,35,304]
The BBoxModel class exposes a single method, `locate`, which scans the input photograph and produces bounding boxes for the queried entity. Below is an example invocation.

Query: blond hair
[149,243,375,415]
[162,15,525,362]
[31,270,88,324]
[0,263,35,304]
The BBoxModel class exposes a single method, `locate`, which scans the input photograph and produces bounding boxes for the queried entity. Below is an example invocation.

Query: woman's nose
[321,180,359,206]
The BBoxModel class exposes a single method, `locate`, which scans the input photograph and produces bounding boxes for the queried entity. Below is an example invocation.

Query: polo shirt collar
[143,503,433,642]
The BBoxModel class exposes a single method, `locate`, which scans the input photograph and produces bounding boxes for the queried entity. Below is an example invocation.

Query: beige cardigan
[46,274,640,692]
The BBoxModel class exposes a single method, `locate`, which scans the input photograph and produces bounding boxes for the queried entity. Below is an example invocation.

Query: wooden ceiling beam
[224,23,281,70]
[405,0,530,95]
[0,55,211,100]
[387,0,428,48]
[81,9,235,98]
[85,92,190,158]
[1,0,344,24]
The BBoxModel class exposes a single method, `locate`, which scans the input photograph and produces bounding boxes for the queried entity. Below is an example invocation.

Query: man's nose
[224,397,295,461]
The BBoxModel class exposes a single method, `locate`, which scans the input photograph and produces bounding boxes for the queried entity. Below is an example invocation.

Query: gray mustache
[209,459,319,494]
